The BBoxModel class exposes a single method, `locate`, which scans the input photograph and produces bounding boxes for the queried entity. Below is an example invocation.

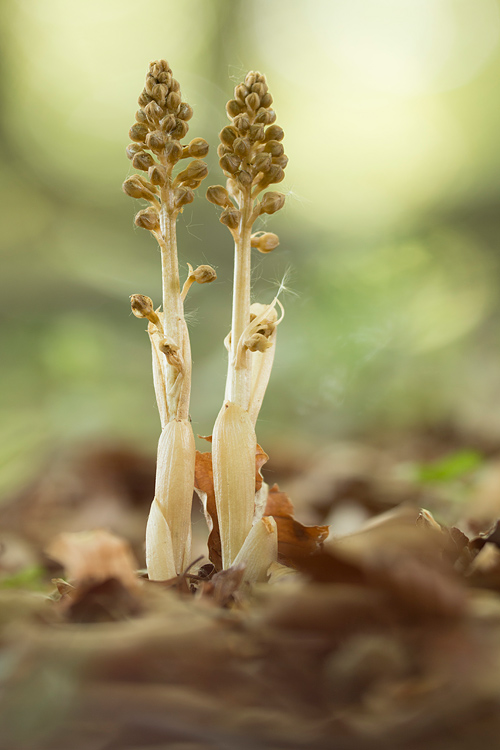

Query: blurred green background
[2,0,500,494]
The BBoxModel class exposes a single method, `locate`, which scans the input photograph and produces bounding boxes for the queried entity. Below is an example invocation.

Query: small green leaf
[0,566,47,590]
[415,450,483,484]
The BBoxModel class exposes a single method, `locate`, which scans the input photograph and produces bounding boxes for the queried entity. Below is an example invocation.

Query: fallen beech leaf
[293,508,466,618]
[46,530,140,593]
[194,450,222,571]
[264,484,329,563]
[467,542,500,592]
[195,447,328,571]
[65,577,142,623]
[195,444,269,571]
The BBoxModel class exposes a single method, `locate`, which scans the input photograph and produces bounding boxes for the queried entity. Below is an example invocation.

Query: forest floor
[1,425,500,749]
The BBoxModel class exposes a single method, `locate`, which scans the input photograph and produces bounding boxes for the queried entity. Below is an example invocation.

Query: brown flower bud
[132,151,155,171]
[219,126,238,148]
[178,102,193,121]
[260,93,273,109]
[165,140,183,164]
[152,83,168,106]
[245,92,260,112]
[148,165,168,187]
[146,130,168,154]
[176,160,208,186]
[123,175,157,201]
[233,137,250,159]
[226,99,242,118]
[187,137,209,157]
[217,144,231,158]
[151,59,169,76]
[130,294,158,323]
[144,101,163,123]
[273,154,289,169]
[219,153,241,175]
[252,152,272,173]
[233,114,250,133]
[167,91,181,112]
[251,82,268,98]
[245,333,273,352]
[235,84,249,104]
[237,170,252,188]
[134,208,160,231]
[206,185,231,207]
[135,109,148,124]
[254,109,275,125]
[251,232,280,253]
[259,192,285,215]
[138,90,153,106]
[174,187,195,208]
[191,265,217,284]
[156,71,171,85]
[129,123,148,143]
[126,143,143,160]
[258,166,285,187]
[161,114,177,133]
[170,78,180,93]
[248,124,265,143]
[159,337,179,355]
[220,208,241,230]
[159,337,183,370]
[266,165,285,184]
[170,118,189,139]
[264,140,284,157]
[265,125,284,142]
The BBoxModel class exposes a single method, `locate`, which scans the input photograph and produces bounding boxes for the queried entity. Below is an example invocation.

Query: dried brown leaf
[264,483,329,563]
[195,443,268,571]
[194,450,222,571]
[294,508,466,618]
[201,564,246,607]
[195,447,328,571]
[46,530,140,592]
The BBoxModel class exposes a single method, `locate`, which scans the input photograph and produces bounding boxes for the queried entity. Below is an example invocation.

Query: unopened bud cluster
[206,71,287,245]
[244,302,278,352]
[123,60,209,231]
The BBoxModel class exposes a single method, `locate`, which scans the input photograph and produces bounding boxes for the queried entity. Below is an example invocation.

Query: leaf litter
[3,441,500,748]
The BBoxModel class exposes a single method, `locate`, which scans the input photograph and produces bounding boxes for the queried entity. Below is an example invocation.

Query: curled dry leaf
[264,483,329,564]
[293,507,467,619]
[194,449,222,571]
[46,530,142,623]
[194,446,328,571]
[201,564,246,607]
[46,530,140,593]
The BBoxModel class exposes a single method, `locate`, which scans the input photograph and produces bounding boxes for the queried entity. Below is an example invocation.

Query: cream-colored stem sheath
[247,329,277,426]
[212,401,256,569]
[148,316,169,428]
[146,418,195,579]
[232,516,278,583]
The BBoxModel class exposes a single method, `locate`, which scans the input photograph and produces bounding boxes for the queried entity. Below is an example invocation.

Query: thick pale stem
[227,200,253,409]
[159,190,190,420]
